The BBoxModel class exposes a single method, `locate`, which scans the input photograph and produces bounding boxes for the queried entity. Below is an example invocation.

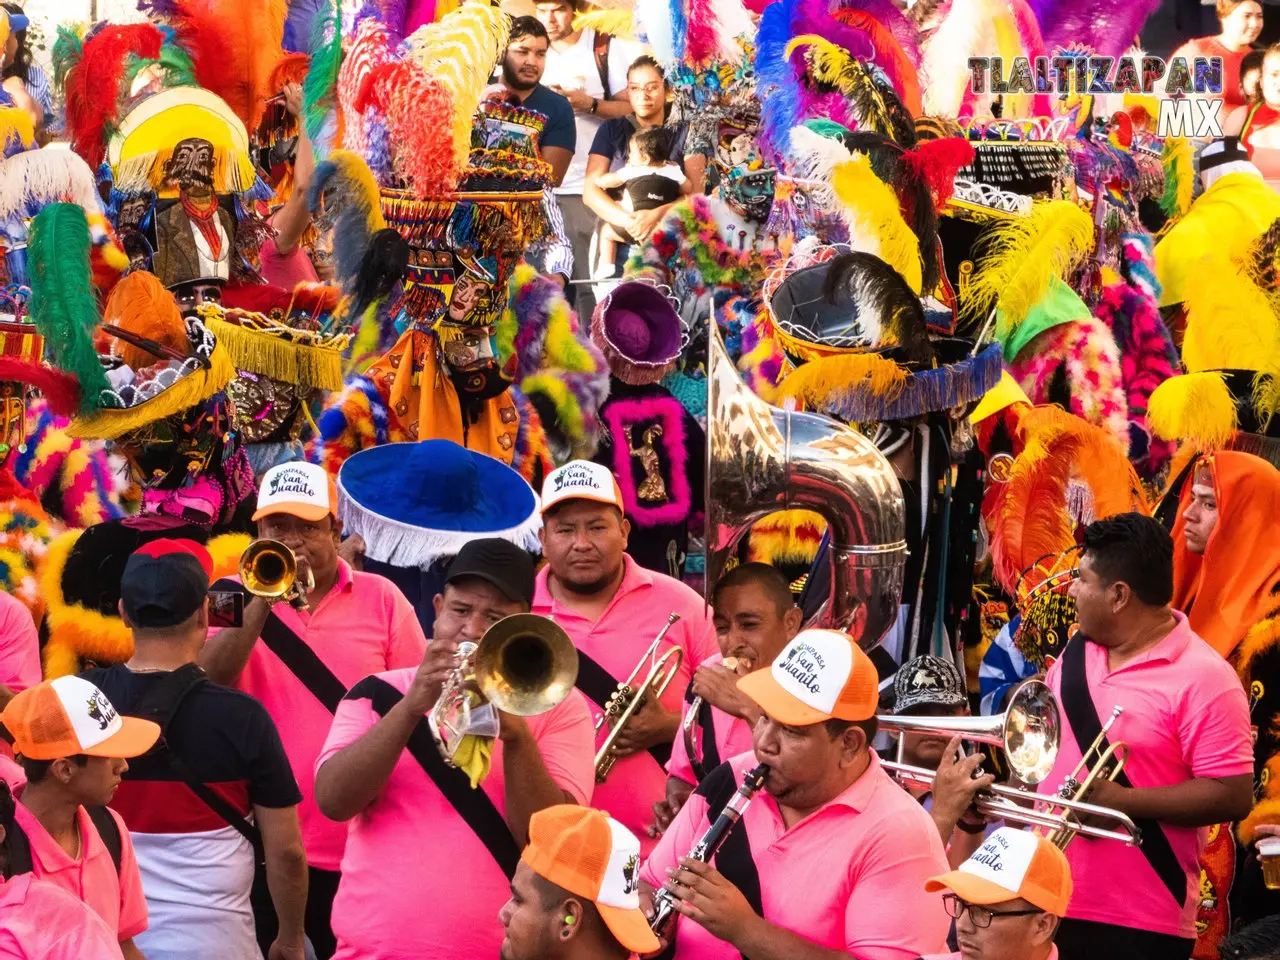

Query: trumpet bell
[240,539,298,599]
[474,614,580,717]
[877,679,1060,785]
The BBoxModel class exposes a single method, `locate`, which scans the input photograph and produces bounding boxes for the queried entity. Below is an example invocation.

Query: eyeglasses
[628,82,664,95]
[942,894,1043,929]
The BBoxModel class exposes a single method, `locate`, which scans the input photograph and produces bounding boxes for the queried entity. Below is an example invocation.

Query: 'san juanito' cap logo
[737,628,879,725]
[925,826,1074,916]
[541,460,623,515]
[253,461,337,523]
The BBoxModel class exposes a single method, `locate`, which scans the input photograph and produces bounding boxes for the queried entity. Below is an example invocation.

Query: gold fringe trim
[205,316,344,391]
[69,346,236,440]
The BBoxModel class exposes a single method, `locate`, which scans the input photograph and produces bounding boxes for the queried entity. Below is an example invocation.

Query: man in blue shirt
[498,17,576,187]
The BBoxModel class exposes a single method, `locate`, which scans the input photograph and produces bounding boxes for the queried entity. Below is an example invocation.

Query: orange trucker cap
[925,827,1073,916]
[1,677,160,761]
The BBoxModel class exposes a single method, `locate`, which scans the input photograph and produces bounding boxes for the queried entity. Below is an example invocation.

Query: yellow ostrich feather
[1148,372,1239,448]
[1182,247,1280,375]
[407,0,512,171]
[831,153,923,294]
[572,9,637,39]
[965,199,1095,325]
[776,352,910,407]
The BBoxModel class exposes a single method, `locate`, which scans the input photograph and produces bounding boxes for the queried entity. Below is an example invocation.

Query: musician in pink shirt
[641,628,950,960]
[532,461,719,854]
[655,563,800,836]
[314,539,596,959]
[918,827,1073,960]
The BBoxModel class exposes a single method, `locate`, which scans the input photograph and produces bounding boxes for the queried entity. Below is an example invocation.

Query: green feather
[303,0,343,143]
[51,25,85,91]
[124,44,198,91]
[28,204,111,415]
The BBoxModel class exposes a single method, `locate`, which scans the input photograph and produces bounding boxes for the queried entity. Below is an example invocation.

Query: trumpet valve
[596,751,618,783]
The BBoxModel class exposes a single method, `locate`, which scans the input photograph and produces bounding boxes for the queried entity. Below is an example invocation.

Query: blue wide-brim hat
[337,440,541,569]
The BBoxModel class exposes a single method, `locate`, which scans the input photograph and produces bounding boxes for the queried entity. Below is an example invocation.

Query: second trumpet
[594,613,682,782]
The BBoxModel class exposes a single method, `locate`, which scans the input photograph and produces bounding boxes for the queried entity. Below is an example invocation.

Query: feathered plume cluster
[308,151,389,286]
[406,0,511,174]
[302,0,344,143]
[26,205,112,415]
[831,153,924,294]
[965,200,1096,330]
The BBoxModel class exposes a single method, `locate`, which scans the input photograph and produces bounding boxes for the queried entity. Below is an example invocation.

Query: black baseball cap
[120,539,212,628]
[445,538,535,608]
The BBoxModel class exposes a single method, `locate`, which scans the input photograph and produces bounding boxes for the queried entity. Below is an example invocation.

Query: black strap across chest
[3,805,123,879]
[212,578,347,714]
[1059,634,1187,908]
[693,762,763,960]
[352,675,521,880]
[573,648,672,769]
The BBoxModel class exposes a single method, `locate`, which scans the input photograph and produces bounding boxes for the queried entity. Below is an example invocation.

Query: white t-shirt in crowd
[543,28,645,194]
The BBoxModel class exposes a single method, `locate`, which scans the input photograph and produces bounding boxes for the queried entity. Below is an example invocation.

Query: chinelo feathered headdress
[404,0,510,177]
[1149,218,1280,452]
[148,0,306,133]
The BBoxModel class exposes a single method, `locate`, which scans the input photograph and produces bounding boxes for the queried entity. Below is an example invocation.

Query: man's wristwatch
[590,97,599,115]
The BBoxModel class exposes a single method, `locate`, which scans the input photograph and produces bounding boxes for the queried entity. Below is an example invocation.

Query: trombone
[878,679,1141,847]
[240,539,314,608]
[683,655,752,781]
[594,613,683,782]
[429,614,579,767]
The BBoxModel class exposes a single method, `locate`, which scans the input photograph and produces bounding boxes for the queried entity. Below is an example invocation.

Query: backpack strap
[575,648,672,768]
[85,806,123,876]
[129,663,264,856]
[593,31,612,99]
[691,762,763,960]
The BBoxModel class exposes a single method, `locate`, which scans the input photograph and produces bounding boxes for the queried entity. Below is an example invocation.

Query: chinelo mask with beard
[441,326,512,401]
[164,138,217,193]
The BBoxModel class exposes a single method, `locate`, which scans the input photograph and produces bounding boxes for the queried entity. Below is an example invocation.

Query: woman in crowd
[1172,0,1264,115]
[1227,43,1280,183]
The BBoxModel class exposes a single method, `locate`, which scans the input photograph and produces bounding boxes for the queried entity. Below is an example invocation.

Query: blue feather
[284,0,330,52]
[755,0,801,158]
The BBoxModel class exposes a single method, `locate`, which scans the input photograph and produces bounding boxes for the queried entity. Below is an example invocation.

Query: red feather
[0,359,83,418]
[902,138,976,211]
[64,24,165,169]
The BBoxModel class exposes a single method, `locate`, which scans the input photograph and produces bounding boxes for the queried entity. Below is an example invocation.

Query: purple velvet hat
[590,281,682,386]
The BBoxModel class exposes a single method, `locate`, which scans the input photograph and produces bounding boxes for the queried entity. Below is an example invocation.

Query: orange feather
[832,9,922,116]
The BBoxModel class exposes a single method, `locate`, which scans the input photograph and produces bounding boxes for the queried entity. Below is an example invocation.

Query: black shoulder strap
[85,806,123,876]
[682,679,720,783]
[1,810,121,878]
[692,763,763,960]
[574,649,672,768]
[129,663,264,855]
[353,675,521,880]
[212,578,347,714]
[593,31,611,98]
[1059,635,1187,908]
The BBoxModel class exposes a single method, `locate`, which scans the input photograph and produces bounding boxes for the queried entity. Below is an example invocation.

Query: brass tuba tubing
[703,322,906,645]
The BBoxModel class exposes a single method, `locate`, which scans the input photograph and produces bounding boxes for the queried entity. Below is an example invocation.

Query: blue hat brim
[337,441,541,569]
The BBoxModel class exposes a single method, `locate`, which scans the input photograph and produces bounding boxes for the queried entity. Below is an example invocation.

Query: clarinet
[650,763,770,935]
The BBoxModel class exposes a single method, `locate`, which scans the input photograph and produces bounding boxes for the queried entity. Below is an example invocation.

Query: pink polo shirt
[317,666,596,959]
[1037,612,1253,939]
[533,557,719,853]
[11,801,148,942]
[641,751,951,960]
[0,873,125,959]
[228,561,427,870]
[0,589,40,692]
[666,653,756,788]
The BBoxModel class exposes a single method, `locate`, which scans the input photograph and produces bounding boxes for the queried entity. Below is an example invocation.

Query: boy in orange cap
[919,826,1073,960]
[500,805,661,960]
[640,628,951,960]
[0,677,160,958]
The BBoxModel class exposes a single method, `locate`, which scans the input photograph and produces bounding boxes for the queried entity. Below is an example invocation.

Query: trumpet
[240,539,314,608]
[683,655,753,781]
[1047,705,1129,849]
[429,614,579,766]
[650,763,769,936]
[594,613,683,782]
[878,679,1141,847]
